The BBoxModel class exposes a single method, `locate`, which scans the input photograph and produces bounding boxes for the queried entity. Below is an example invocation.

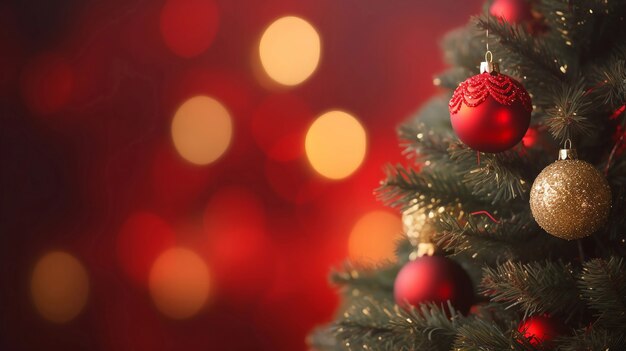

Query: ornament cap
[480,61,500,74]
[558,139,578,160]
[409,243,436,260]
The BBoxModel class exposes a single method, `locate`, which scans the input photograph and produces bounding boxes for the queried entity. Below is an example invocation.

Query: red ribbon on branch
[470,210,500,224]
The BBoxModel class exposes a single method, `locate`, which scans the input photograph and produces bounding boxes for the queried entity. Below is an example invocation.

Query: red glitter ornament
[518,315,566,348]
[449,69,532,153]
[394,256,474,314]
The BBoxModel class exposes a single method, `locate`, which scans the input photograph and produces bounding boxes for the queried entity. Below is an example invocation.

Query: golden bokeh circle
[259,16,321,86]
[171,96,232,165]
[349,211,402,264]
[149,247,211,319]
[305,110,366,179]
[31,251,89,323]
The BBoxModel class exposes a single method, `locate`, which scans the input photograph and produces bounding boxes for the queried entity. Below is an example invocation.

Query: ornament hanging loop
[480,51,499,74]
[558,138,578,160]
[481,15,498,74]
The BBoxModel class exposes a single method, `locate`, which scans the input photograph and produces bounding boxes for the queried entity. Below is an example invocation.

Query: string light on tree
[530,140,612,240]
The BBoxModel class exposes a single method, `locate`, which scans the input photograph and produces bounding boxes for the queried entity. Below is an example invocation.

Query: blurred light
[117,212,176,285]
[171,95,232,165]
[149,247,211,319]
[203,187,274,303]
[30,251,89,323]
[20,52,73,115]
[305,110,366,179]
[251,94,311,161]
[160,0,219,58]
[522,126,539,148]
[259,16,321,86]
[348,211,402,264]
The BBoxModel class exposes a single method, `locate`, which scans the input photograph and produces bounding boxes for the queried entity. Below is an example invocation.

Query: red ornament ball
[394,256,474,314]
[521,126,539,148]
[490,0,532,24]
[449,72,532,153]
[518,315,566,347]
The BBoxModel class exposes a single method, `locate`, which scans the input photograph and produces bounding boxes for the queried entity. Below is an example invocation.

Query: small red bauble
[394,256,474,314]
[521,126,539,148]
[518,315,566,348]
[490,0,532,24]
[449,72,532,153]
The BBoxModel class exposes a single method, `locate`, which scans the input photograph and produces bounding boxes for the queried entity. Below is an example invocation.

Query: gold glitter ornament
[529,143,611,240]
[402,200,464,259]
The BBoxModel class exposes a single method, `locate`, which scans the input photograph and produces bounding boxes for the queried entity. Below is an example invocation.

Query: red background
[0,0,481,350]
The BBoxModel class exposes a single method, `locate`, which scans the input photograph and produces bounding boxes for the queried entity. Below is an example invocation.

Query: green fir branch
[474,15,567,84]
[400,96,457,170]
[333,297,466,351]
[453,318,537,351]
[481,260,583,319]
[441,26,486,74]
[448,143,534,203]
[605,186,626,244]
[330,263,398,295]
[555,327,626,351]
[573,0,626,63]
[399,123,455,168]
[377,165,479,212]
[579,257,626,329]
[434,68,473,90]
[308,326,347,351]
[403,96,455,137]
[434,213,562,264]
[588,44,626,111]
[533,0,616,62]
[536,0,579,52]
[544,80,597,142]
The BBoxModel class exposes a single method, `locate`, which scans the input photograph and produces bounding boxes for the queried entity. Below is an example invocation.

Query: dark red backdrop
[0,0,481,350]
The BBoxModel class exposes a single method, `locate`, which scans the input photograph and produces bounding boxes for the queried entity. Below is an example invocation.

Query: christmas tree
[310,0,626,349]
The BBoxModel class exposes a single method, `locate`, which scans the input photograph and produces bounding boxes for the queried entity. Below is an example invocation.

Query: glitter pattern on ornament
[449,72,532,114]
[530,159,611,240]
